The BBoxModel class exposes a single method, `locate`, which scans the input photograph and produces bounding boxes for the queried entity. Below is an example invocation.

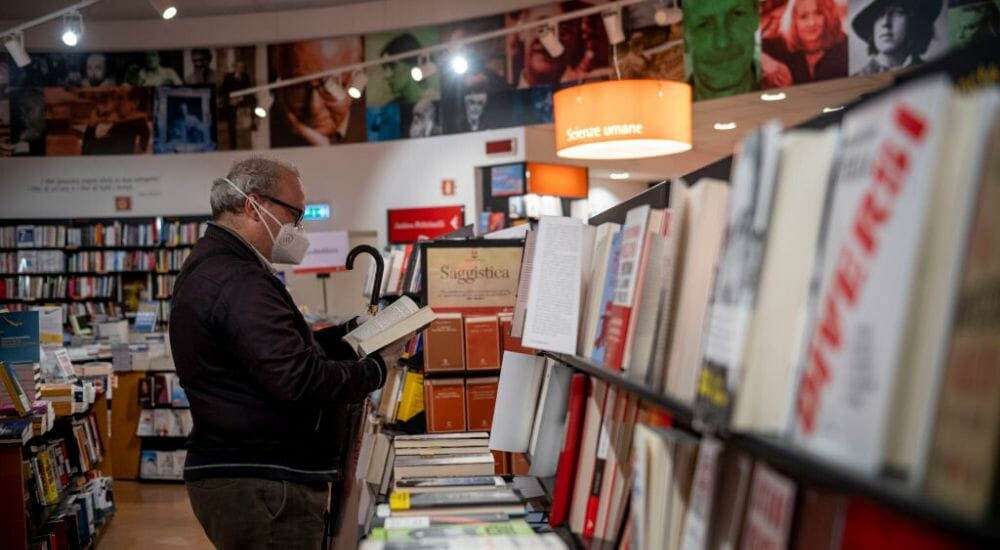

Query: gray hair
[210,157,300,219]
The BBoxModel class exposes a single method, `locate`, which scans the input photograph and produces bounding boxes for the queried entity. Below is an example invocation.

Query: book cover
[465,376,499,431]
[740,463,796,550]
[579,223,622,358]
[603,206,651,371]
[923,96,1000,518]
[792,77,951,474]
[423,313,465,373]
[393,475,504,493]
[464,315,501,371]
[0,362,31,416]
[395,371,425,423]
[590,233,623,365]
[569,380,609,535]
[549,374,590,527]
[0,310,41,365]
[696,122,782,429]
[423,378,467,433]
[344,296,437,356]
[498,313,534,355]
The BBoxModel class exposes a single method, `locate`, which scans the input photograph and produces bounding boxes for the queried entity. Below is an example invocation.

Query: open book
[343,296,437,356]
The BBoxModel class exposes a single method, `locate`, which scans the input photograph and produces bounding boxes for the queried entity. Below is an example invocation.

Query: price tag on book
[389,491,411,511]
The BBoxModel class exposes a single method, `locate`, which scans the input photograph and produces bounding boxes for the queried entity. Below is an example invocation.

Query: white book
[578,223,622,357]
[665,179,730,402]
[510,230,537,339]
[697,122,782,427]
[488,352,547,452]
[527,361,573,478]
[343,296,437,356]
[734,127,840,434]
[885,88,1000,483]
[790,76,952,474]
[626,233,668,382]
[521,216,586,354]
[650,182,691,391]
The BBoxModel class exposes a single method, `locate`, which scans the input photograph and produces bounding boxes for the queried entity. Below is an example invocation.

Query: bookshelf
[541,351,1000,546]
[0,393,113,550]
[0,215,208,327]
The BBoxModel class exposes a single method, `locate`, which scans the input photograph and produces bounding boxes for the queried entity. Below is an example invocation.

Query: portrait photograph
[4,87,45,156]
[43,86,152,156]
[183,48,218,85]
[366,103,402,141]
[683,0,762,100]
[122,50,184,86]
[761,0,850,88]
[153,86,216,154]
[364,27,441,108]
[505,1,612,89]
[214,46,258,150]
[948,0,1000,48]
[267,36,367,147]
[620,3,685,81]
[848,0,948,75]
[439,14,512,134]
[402,98,443,138]
[8,53,87,87]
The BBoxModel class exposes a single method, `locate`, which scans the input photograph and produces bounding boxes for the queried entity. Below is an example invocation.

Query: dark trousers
[187,478,329,550]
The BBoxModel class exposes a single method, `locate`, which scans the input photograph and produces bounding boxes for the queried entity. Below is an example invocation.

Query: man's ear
[244,194,261,222]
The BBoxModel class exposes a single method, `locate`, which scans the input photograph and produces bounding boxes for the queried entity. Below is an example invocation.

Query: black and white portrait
[848,0,948,75]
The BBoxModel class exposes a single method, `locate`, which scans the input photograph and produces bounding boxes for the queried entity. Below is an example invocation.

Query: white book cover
[886,88,1000,484]
[679,437,723,550]
[697,122,782,428]
[522,216,585,354]
[651,182,691,392]
[734,127,840,434]
[791,76,951,474]
[578,223,622,357]
[626,233,668,382]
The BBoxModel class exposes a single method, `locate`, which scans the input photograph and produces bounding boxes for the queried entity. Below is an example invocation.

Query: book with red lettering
[423,378,467,433]
[583,387,619,537]
[739,462,796,550]
[465,376,499,431]
[569,380,610,535]
[602,206,653,371]
[464,315,501,371]
[791,77,952,474]
[549,373,590,527]
[423,313,465,373]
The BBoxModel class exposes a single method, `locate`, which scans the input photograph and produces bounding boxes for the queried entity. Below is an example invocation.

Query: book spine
[550,374,590,527]
[583,387,616,537]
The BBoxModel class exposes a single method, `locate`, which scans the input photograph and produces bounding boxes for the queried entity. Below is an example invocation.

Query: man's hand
[377,339,407,371]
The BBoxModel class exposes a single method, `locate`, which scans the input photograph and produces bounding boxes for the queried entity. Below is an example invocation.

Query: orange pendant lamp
[553,79,692,160]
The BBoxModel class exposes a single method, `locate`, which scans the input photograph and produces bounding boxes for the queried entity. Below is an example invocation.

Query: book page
[522,216,584,354]
[489,352,546,452]
[346,296,419,344]
[510,230,537,338]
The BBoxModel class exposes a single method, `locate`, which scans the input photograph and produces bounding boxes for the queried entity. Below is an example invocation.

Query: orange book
[424,313,466,373]
[511,452,531,475]
[464,315,501,371]
[423,378,467,433]
[465,376,499,431]
[499,313,535,355]
[492,450,511,475]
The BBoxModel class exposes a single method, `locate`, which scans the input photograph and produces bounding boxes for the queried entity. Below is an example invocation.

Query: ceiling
[0,0,375,21]
[532,71,897,182]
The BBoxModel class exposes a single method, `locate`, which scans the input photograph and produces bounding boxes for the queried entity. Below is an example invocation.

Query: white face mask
[223,177,310,265]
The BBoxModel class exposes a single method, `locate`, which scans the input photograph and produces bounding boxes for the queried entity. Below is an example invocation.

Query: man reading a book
[170,157,403,549]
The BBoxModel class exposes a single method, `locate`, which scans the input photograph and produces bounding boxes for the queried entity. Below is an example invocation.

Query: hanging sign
[387,205,465,244]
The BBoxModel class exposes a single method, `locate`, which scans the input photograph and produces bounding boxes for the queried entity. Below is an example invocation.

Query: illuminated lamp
[554,79,691,160]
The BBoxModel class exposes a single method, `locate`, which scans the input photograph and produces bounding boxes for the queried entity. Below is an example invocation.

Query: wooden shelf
[541,351,1000,546]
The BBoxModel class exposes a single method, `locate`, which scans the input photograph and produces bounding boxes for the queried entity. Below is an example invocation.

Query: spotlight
[254,91,273,118]
[411,66,423,82]
[538,25,564,58]
[61,11,84,47]
[713,122,737,131]
[450,53,469,75]
[3,32,30,68]
[324,77,347,101]
[654,1,683,26]
[347,70,367,99]
[609,172,630,180]
[602,10,626,46]
[823,106,845,113]
[148,0,178,20]
[760,92,787,101]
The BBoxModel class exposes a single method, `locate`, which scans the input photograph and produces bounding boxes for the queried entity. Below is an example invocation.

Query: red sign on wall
[388,205,465,244]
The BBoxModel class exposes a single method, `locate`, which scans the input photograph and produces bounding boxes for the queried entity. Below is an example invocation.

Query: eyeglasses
[258,194,305,226]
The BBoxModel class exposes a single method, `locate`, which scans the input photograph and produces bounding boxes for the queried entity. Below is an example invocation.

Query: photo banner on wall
[388,205,465,244]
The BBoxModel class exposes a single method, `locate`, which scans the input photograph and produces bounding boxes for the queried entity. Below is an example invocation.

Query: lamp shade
[554,79,692,160]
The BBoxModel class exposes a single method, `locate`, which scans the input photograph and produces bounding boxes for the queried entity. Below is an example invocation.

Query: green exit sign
[304,203,330,221]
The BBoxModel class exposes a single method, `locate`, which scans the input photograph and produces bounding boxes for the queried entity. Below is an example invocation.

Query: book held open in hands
[344,296,437,357]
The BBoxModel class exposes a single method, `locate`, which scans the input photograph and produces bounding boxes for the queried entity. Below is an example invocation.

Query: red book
[840,499,965,550]
[583,387,618,537]
[549,374,590,527]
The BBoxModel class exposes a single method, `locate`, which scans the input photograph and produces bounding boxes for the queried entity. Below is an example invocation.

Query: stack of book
[139,449,186,480]
[31,476,114,550]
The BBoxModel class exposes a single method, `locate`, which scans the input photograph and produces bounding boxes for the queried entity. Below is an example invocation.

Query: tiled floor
[99,481,213,549]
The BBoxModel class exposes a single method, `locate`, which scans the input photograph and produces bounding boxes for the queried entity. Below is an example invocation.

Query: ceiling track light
[61,10,84,47]
[449,52,469,74]
[654,0,683,26]
[324,77,347,101]
[761,92,787,101]
[347,70,367,99]
[254,91,273,118]
[602,9,626,46]
[3,31,31,67]
[714,122,737,131]
[148,0,178,20]
[539,24,564,58]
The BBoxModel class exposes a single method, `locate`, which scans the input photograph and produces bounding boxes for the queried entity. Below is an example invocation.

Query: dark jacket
[169,223,385,483]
